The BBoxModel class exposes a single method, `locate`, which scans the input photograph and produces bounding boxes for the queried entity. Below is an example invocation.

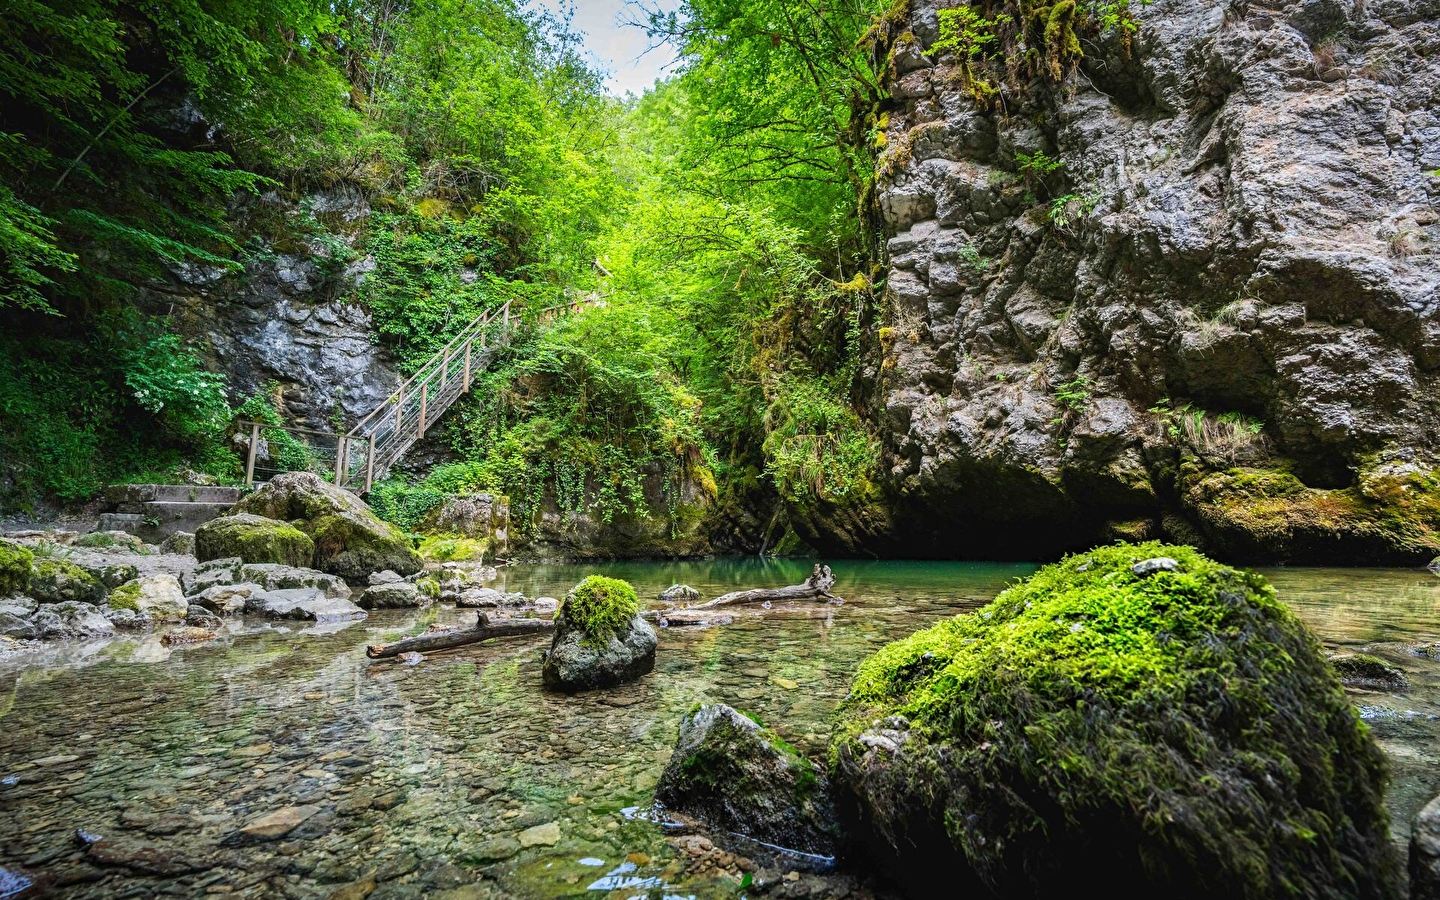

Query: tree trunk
[366,612,553,659]
[673,564,837,612]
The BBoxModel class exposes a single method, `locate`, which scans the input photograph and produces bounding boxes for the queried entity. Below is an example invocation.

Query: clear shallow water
[0,559,1438,899]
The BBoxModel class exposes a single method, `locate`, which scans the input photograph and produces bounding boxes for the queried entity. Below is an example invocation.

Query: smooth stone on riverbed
[1329,653,1409,690]
[242,588,366,622]
[517,822,560,847]
[654,704,837,856]
[236,805,320,840]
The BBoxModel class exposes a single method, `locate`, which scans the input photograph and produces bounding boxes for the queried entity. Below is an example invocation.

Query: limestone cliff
[834,0,1440,563]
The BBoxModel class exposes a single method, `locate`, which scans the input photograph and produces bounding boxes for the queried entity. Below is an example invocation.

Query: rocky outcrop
[846,0,1440,563]
[655,704,838,856]
[162,189,399,433]
[232,472,421,580]
[828,542,1399,896]
[30,601,116,640]
[194,514,315,568]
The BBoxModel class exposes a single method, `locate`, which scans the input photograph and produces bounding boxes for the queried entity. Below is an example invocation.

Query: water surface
[1,559,1438,898]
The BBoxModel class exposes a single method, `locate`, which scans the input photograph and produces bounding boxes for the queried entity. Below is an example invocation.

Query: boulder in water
[28,558,106,605]
[187,582,264,615]
[655,704,837,856]
[1413,794,1440,900]
[0,597,37,639]
[356,581,428,609]
[659,584,701,604]
[195,514,314,568]
[542,576,655,692]
[1329,652,1409,690]
[232,472,420,581]
[243,588,366,622]
[828,542,1401,898]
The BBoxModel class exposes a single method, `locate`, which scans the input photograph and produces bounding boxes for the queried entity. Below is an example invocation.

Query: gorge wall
[808,0,1440,564]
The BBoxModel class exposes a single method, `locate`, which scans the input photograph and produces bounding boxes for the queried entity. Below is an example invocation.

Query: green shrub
[561,575,640,648]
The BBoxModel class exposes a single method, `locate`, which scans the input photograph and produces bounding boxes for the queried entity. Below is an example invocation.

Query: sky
[533,0,682,96]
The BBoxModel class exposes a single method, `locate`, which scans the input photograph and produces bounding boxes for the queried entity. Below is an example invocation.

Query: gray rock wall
[853,0,1440,561]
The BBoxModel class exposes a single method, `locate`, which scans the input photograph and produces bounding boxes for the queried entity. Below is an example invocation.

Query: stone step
[109,501,237,541]
[105,484,243,505]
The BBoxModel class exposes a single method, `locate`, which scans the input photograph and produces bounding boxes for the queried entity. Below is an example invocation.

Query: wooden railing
[240,293,598,492]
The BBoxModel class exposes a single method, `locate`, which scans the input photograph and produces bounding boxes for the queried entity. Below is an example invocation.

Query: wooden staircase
[239,296,591,493]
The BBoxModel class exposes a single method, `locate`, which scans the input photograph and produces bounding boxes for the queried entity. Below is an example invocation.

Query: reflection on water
[0,559,1437,898]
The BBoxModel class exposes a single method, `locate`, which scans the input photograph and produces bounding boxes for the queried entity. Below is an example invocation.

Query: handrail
[346,298,511,439]
[242,288,603,493]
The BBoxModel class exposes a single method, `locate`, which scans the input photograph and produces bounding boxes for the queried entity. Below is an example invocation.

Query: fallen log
[366,612,553,659]
[669,564,838,613]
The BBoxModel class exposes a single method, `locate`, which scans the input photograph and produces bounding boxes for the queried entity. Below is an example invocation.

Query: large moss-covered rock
[108,575,188,623]
[195,514,315,568]
[655,704,837,856]
[542,576,655,692]
[28,558,106,605]
[233,472,420,581]
[829,542,1400,898]
[0,538,34,595]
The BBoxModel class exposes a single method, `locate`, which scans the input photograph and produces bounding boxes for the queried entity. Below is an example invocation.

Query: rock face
[161,188,399,434]
[195,514,315,568]
[847,0,1440,564]
[828,542,1400,897]
[542,577,656,692]
[655,704,838,856]
[232,472,421,581]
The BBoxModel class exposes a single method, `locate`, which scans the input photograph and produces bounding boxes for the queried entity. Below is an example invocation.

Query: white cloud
[532,0,682,97]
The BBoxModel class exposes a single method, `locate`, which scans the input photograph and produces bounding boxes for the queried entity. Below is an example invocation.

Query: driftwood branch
[679,564,837,611]
[365,612,553,659]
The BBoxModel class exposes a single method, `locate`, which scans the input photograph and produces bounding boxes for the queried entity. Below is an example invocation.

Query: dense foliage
[1,0,891,534]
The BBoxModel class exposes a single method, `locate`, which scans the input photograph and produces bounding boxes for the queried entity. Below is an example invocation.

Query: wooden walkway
[239,296,590,492]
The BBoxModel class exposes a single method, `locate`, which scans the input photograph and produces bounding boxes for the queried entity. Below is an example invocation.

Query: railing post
[419,381,428,439]
[504,303,510,330]
[442,353,449,385]
[244,423,259,486]
[395,393,403,434]
[365,432,376,493]
[335,436,347,486]
[463,341,472,393]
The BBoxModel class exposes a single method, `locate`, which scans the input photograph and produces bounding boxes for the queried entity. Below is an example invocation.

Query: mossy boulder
[195,514,315,568]
[28,558,106,605]
[1329,652,1409,690]
[233,472,420,581]
[0,538,34,595]
[655,704,838,856]
[542,576,655,692]
[108,575,187,623]
[828,541,1401,898]
[1182,460,1440,564]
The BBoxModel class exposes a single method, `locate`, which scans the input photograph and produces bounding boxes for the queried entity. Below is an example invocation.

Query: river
[1,560,1437,898]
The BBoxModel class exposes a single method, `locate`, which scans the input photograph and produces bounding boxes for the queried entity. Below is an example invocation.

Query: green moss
[0,538,33,595]
[108,581,141,611]
[560,575,639,648]
[831,541,1400,896]
[1186,462,1440,563]
[27,557,106,604]
[418,534,488,562]
[195,514,315,568]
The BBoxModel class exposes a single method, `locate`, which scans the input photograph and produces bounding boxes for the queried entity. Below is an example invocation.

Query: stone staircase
[100,484,242,541]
